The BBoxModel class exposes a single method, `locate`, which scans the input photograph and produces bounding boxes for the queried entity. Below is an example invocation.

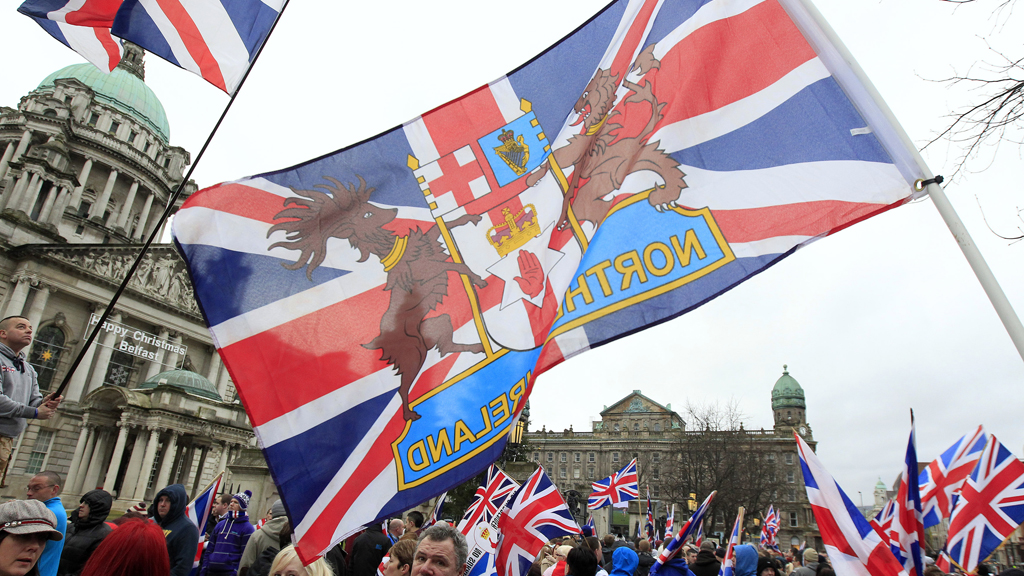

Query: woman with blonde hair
[269,546,334,576]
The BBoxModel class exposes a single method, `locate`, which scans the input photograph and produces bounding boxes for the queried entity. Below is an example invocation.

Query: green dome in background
[771,364,806,411]
[38,63,170,143]
[137,369,221,402]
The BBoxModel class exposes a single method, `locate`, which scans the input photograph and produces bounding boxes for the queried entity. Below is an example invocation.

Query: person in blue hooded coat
[201,490,255,576]
[610,546,639,576]
[150,484,200,576]
[732,545,758,576]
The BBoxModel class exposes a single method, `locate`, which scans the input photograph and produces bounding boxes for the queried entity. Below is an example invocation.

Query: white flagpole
[785,0,1024,362]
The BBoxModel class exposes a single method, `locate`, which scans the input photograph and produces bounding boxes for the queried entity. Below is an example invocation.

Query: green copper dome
[771,364,806,410]
[38,63,170,143]
[137,369,221,401]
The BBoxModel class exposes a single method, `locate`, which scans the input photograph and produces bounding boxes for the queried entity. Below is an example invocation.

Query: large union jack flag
[944,434,1024,573]
[589,458,639,510]
[495,467,579,576]
[458,465,520,535]
[918,426,987,528]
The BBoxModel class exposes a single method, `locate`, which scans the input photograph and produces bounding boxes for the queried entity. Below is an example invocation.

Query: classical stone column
[70,426,98,494]
[217,369,232,401]
[133,192,154,240]
[177,444,195,486]
[0,143,14,183]
[103,419,131,489]
[81,429,112,492]
[115,180,139,230]
[18,175,45,214]
[206,348,222,390]
[217,442,232,474]
[11,173,40,215]
[154,432,179,490]
[191,445,210,495]
[24,284,53,336]
[144,328,170,380]
[89,169,117,219]
[12,130,32,163]
[69,158,93,211]
[36,184,59,222]
[2,172,30,212]
[163,334,183,371]
[63,423,92,495]
[119,430,148,499]
[132,428,161,501]
[3,276,31,318]
[48,187,71,227]
[85,311,121,395]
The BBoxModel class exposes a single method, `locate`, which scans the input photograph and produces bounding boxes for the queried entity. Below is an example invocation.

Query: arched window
[104,349,137,388]
[28,325,66,391]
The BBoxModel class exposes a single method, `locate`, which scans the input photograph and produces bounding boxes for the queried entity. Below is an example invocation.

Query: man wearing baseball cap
[0,499,63,576]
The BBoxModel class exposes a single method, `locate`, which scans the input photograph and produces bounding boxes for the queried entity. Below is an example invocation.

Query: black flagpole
[51,0,293,399]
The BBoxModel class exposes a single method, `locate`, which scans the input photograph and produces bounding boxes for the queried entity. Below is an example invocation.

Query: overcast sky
[3,0,1022,507]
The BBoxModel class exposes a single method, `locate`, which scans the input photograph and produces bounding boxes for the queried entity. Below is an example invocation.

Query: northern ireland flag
[173,0,928,564]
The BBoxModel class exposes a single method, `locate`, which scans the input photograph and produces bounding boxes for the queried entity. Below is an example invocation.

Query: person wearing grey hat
[237,500,287,576]
[0,499,63,576]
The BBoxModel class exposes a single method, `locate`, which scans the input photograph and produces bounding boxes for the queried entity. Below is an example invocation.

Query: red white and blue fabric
[646,487,656,543]
[172,0,926,563]
[760,506,779,551]
[720,508,745,576]
[871,499,896,544]
[890,423,926,576]
[664,504,674,538]
[584,515,595,534]
[944,434,1024,573]
[185,472,222,576]
[918,426,987,528]
[693,519,704,548]
[17,0,282,93]
[425,491,447,529]
[795,433,907,576]
[653,491,715,573]
[589,458,639,510]
[458,466,520,536]
[495,467,579,576]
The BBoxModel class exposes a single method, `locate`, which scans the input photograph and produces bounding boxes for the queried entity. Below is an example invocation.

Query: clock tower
[772,365,812,439]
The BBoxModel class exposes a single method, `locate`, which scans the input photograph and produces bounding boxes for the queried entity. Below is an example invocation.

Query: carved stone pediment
[20,244,201,320]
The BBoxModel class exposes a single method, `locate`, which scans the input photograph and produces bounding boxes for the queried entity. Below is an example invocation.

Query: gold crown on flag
[487,204,540,258]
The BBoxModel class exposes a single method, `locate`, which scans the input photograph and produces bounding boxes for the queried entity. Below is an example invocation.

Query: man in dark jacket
[634,540,655,576]
[689,542,720,576]
[350,523,391,576]
[151,484,201,576]
[57,489,112,576]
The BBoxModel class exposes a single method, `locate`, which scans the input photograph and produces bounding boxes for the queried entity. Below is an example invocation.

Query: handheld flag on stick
[186,472,223,576]
[646,487,655,543]
[760,506,779,551]
[719,507,744,576]
[918,426,987,528]
[653,491,715,574]
[17,0,284,94]
[458,466,519,536]
[891,418,925,576]
[495,467,579,576]
[171,0,931,563]
[694,519,704,548]
[943,433,1024,574]
[425,492,447,529]
[665,504,675,539]
[871,498,896,545]
[795,433,907,576]
[589,459,639,510]
[583,515,595,536]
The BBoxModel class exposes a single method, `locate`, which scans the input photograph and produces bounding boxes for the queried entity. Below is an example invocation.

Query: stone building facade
[0,47,275,513]
[524,367,822,551]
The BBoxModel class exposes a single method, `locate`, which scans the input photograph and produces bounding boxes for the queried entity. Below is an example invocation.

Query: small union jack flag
[458,465,519,535]
[588,458,639,510]
[721,507,745,576]
[891,421,925,576]
[584,515,595,535]
[693,519,704,548]
[646,487,655,543]
[425,491,447,529]
[944,434,1024,573]
[653,491,715,574]
[871,498,896,543]
[495,467,579,576]
[664,504,674,538]
[760,506,779,551]
[918,426,987,528]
